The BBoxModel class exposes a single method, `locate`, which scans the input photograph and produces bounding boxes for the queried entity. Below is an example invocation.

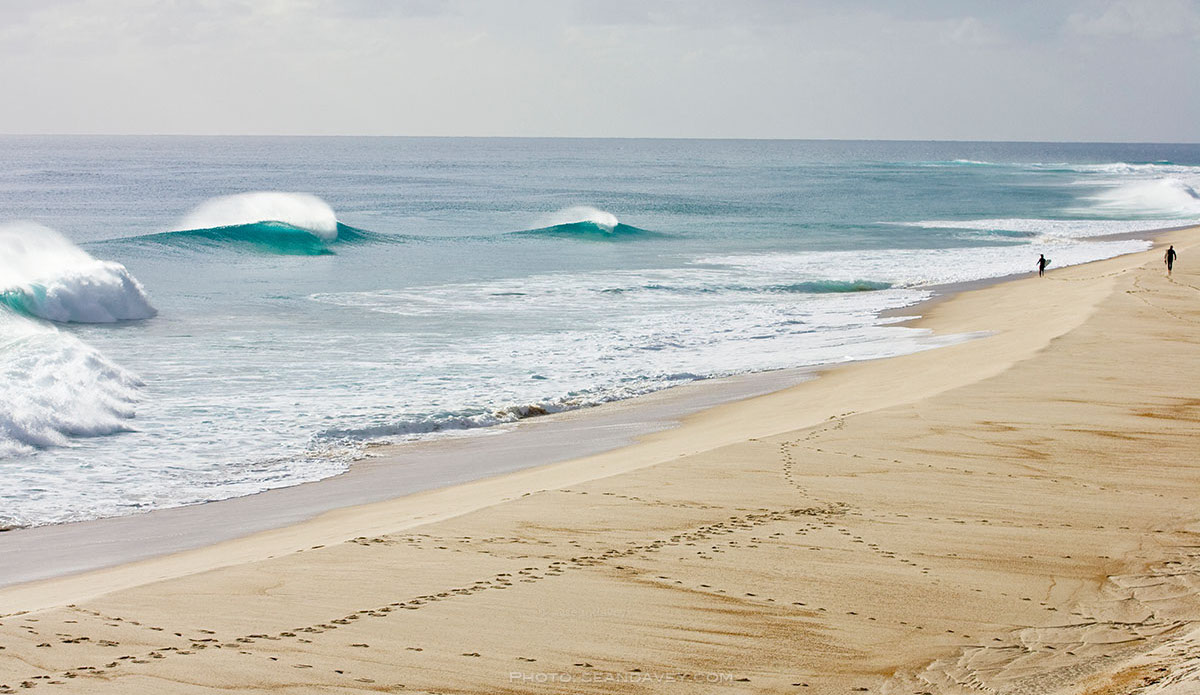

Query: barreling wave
[0,222,157,323]
[0,308,143,457]
[118,221,378,256]
[180,192,339,240]
[109,191,386,255]
[513,206,663,240]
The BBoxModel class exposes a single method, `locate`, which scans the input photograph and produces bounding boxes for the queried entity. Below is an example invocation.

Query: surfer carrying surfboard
[1037,254,1049,277]
[1165,245,1177,276]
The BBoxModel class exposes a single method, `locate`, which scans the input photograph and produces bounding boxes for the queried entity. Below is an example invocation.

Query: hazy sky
[1,0,1197,141]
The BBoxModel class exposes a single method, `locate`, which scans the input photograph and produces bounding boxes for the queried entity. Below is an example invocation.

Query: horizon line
[1,133,1198,146]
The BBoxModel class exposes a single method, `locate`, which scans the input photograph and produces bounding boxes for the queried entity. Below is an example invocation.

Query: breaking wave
[102,192,387,255]
[1074,177,1200,218]
[0,222,157,323]
[118,221,376,256]
[514,206,662,240]
[0,309,143,457]
[180,192,339,240]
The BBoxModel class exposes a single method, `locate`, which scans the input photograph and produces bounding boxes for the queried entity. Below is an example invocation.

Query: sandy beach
[1,228,1197,694]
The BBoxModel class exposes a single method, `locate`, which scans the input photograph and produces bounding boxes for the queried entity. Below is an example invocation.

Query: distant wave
[102,192,391,255]
[0,222,157,323]
[517,221,660,240]
[539,206,619,230]
[913,159,1005,168]
[513,206,661,240]
[117,221,378,256]
[180,192,339,241]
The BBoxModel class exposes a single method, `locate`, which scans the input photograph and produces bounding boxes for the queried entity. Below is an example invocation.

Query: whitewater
[0,137,1197,529]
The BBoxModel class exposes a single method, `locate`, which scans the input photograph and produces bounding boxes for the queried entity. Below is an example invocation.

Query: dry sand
[1,229,1198,694]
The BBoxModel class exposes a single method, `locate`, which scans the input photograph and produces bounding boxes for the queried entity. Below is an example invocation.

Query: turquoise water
[1,137,1198,527]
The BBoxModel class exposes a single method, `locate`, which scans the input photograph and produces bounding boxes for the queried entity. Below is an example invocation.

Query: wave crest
[0,223,157,323]
[178,192,340,241]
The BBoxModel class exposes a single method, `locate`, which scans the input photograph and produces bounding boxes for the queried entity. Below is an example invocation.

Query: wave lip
[0,222,157,323]
[179,192,339,241]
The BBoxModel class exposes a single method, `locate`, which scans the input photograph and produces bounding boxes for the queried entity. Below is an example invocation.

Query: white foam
[0,222,157,323]
[695,239,1150,288]
[899,218,1182,239]
[537,206,619,230]
[178,192,340,240]
[1051,162,1197,176]
[0,309,143,456]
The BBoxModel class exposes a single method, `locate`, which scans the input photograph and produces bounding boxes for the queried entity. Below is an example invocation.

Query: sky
[0,0,1197,141]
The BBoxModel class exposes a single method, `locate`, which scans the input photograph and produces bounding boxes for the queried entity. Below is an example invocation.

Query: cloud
[1067,0,1200,40]
[943,16,1005,46]
[0,0,1196,140]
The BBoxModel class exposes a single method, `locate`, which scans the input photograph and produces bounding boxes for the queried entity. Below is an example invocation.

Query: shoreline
[0,365,822,590]
[0,226,1196,693]
[0,225,1176,592]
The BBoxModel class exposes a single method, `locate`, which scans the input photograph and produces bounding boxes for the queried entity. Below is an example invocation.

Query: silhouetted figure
[1037,254,1048,277]
[1165,245,1177,276]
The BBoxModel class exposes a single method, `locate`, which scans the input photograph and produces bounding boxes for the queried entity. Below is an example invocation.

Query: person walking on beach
[1165,245,1177,276]
[1037,254,1048,277]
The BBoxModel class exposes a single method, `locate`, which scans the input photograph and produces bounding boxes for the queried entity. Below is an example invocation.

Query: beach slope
[1,230,1198,694]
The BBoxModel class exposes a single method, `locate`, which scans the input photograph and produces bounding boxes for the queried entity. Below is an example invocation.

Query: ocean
[1,137,1197,529]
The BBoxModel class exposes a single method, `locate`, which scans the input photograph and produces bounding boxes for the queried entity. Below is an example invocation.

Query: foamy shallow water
[0,137,1196,527]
